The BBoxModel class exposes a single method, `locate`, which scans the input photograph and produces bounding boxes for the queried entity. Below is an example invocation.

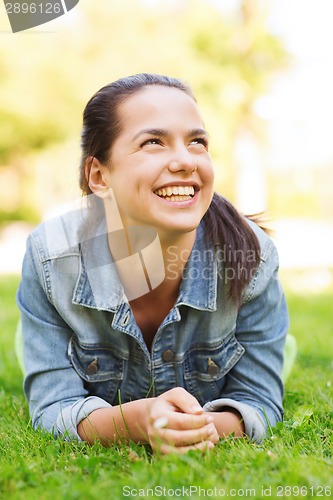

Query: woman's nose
[168,147,197,173]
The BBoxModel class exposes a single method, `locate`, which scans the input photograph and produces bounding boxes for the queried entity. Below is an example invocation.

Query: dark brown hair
[80,73,261,305]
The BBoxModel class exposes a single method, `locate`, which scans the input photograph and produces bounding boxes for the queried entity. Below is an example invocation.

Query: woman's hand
[145,387,219,455]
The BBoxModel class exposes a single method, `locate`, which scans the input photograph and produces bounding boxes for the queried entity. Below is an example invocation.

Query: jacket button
[207,357,219,376]
[87,358,99,375]
[162,350,174,362]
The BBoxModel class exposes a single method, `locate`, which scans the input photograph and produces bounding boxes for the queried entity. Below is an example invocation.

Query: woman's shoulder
[241,218,281,303]
[28,199,101,260]
[244,217,275,259]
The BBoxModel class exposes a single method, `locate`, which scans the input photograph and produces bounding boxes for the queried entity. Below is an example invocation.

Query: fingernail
[153,417,168,429]
[206,416,214,423]
[190,405,203,414]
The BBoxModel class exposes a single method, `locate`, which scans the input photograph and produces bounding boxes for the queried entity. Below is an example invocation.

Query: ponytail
[203,192,262,306]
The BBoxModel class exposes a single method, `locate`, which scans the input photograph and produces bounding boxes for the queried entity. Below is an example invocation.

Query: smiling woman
[17,73,289,455]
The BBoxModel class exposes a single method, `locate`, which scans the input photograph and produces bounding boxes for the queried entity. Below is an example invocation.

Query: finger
[156,412,212,431]
[153,417,168,429]
[156,423,217,447]
[161,387,203,415]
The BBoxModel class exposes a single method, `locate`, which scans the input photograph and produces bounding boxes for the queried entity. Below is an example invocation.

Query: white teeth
[154,185,195,198]
[164,195,192,202]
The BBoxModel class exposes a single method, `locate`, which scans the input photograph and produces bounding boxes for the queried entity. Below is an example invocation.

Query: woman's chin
[155,218,200,239]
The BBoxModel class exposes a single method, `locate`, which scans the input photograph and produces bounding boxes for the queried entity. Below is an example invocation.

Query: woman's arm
[206,409,245,438]
[77,399,152,445]
[78,388,219,454]
[17,234,113,436]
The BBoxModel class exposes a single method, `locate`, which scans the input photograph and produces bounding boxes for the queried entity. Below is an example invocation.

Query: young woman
[17,73,289,455]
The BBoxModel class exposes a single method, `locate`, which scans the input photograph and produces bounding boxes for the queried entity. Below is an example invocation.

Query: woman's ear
[86,156,110,194]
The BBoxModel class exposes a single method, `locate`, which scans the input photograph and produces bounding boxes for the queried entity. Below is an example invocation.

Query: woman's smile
[153,183,199,205]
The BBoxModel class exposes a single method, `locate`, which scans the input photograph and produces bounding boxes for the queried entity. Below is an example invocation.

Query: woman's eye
[141,138,162,146]
[190,137,208,148]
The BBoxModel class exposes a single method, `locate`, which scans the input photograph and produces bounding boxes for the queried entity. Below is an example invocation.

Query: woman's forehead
[117,85,203,131]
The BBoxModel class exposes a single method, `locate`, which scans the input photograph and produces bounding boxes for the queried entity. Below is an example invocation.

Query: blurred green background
[0,0,332,292]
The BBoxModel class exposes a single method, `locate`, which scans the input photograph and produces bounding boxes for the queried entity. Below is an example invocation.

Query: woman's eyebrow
[132,127,208,141]
[188,128,209,138]
[132,128,169,141]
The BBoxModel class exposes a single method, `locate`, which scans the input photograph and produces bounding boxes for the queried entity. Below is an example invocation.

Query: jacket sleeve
[17,234,111,439]
[203,237,289,442]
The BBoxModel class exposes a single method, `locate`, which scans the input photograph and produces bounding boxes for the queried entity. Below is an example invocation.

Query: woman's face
[102,85,215,238]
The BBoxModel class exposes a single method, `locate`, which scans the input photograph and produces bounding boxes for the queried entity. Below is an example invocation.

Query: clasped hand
[145,387,219,455]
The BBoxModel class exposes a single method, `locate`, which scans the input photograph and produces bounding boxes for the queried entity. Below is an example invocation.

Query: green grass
[0,275,332,499]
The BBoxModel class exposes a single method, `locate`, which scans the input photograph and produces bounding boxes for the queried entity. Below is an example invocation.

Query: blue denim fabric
[17,209,289,443]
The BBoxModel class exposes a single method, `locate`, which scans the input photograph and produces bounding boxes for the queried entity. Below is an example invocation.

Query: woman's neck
[159,229,197,285]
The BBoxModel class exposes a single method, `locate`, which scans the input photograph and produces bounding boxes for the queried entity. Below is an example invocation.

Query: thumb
[164,388,204,415]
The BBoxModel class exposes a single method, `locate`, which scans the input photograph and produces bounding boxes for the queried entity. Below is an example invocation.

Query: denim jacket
[17,202,288,443]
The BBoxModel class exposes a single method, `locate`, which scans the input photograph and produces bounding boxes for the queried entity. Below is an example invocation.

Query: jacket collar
[73,220,217,313]
[72,230,126,312]
[176,222,217,311]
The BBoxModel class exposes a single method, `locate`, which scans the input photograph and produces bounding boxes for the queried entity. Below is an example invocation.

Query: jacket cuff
[55,396,112,440]
[203,398,266,443]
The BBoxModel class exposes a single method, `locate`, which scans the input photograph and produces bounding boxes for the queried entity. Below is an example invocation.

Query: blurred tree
[182,0,288,201]
[0,0,288,222]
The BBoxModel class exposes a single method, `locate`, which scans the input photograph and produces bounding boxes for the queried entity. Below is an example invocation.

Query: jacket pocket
[183,332,245,406]
[68,337,126,404]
